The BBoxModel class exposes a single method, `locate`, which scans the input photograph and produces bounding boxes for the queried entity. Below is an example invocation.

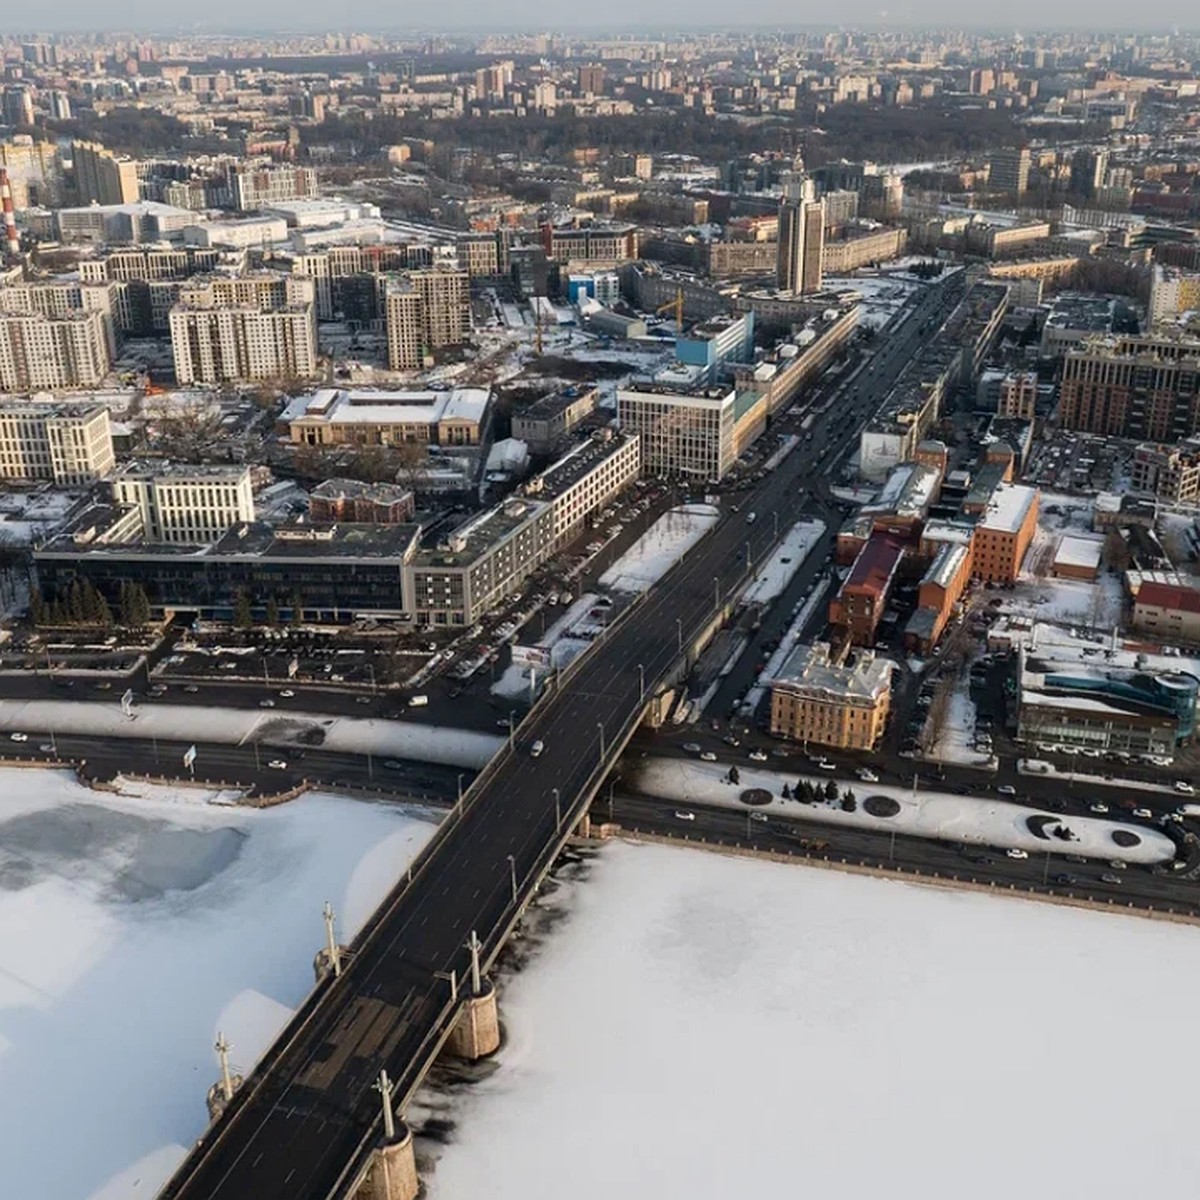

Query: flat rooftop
[283,387,490,428]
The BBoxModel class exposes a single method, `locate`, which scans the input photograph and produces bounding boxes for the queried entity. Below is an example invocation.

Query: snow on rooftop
[1054,534,1104,570]
[980,482,1037,535]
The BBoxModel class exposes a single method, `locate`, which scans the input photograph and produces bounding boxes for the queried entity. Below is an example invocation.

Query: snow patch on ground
[0,768,437,1199]
[491,593,602,699]
[600,504,720,595]
[424,840,1200,1200]
[741,517,825,606]
[628,756,1175,864]
[929,682,992,768]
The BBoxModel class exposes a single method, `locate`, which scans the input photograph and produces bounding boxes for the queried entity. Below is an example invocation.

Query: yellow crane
[656,287,684,334]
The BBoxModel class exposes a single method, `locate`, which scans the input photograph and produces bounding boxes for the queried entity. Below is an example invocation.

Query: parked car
[1174,780,1195,795]
[267,759,287,770]
[748,750,769,762]
[1006,848,1029,860]
[856,767,879,783]
[700,751,718,762]
[674,810,696,822]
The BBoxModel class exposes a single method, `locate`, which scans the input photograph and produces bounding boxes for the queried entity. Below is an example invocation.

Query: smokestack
[0,169,19,258]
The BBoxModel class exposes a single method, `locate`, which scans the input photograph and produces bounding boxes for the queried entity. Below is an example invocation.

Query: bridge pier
[445,977,501,1060]
[356,1123,419,1200]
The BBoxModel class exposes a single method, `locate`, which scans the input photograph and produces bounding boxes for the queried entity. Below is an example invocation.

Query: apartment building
[820,224,907,274]
[169,304,318,384]
[769,640,893,750]
[78,246,224,284]
[111,463,255,544]
[997,371,1038,420]
[988,147,1032,195]
[284,387,491,448]
[0,279,119,356]
[1058,331,1200,440]
[71,140,139,206]
[972,483,1039,583]
[0,401,114,485]
[384,269,471,369]
[283,246,412,319]
[0,309,111,390]
[229,163,319,211]
[1149,265,1200,326]
[1131,438,1200,505]
[540,222,637,266]
[617,383,738,480]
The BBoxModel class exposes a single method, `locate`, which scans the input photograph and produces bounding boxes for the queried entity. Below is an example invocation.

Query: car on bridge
[674,810,695,821]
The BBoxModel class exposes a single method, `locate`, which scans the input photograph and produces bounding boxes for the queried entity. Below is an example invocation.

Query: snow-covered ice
[627,757,1175,864]
[740,517,825,606]
[600,504,719,594]
[0,768,437,1200]
[424,840,1200,1200]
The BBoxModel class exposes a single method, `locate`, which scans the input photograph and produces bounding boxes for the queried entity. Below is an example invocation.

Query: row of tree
[30,581,151,629]
[232,590,305,629]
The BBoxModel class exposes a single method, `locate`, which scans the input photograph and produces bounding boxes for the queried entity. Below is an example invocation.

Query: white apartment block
[384,268,471,370]
[176,273,316,311]
[385,282,425,369]
[616,385,737,480]
[0,279,119,356]
[0,402,115,485]
[0,309,111,390]
[169,304,318,384]
[78,247,225,284]
[112,463,255,543]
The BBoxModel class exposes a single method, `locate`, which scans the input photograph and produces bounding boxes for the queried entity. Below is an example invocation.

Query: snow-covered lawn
[599,504,719,595]
[423,840,1200,1200]
[0,768,437,1200]
[0,699,503,769]
[741,517,825,606]
[929,681,992,768]
[627,756,1175,864]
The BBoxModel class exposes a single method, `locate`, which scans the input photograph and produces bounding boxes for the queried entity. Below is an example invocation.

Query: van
[530,739,545,758]
[408,694,429,708]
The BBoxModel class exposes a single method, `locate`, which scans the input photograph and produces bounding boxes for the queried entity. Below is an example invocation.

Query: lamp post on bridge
[456,773,465,819]
[636,663,645,703]
[506,853,517,903]
[552,786,562,831]
[597,721,606,762]
[676,617,683,652]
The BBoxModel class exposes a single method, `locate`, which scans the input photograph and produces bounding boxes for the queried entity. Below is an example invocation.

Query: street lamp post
[597,722,606,761]
[457,772,465,819]
[508,710,517,751]
[676,617,683,652]
[713,576,721,611]
[552,786,561,831]
[506,853,517,903]
[636,662,645,702]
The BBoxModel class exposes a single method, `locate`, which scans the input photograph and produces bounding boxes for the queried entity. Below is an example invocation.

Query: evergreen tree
[234,590,253,629]
[289,591,303,626]
[781,783,791,800]
[823,780,838,801]
[94,591,114,629]
[265,596,280,627]
[67,580,84,624]
[29,588,46,625]
[728,766,740,786]
[132,584,152,627]
[117,581,134,627]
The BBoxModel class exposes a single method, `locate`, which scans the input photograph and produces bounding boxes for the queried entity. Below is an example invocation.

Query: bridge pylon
[444,929,501,1060]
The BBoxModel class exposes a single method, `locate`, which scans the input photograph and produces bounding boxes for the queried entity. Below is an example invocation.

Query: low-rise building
[1131,438,1200,506]
[971,483,1039,583]
[769,640,893,750]
[284,387,491,448]
[904,541,973,653]
[1132,581,1200,643]
[829,533,907,646]
[511,386,598,453]
[0,401,114,485]
[308,479,415,524]
[1052,534,1104,582]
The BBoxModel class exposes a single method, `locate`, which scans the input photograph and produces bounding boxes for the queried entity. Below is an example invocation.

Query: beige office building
[384,268,470,370]
[617,384,737,480]
[112,463,255,543]
[0,401,115,485]
[170,305,318,384]
[72,140,140,206]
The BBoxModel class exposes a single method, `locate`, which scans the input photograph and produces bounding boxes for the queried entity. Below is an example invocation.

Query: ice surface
[0,769,436,1200]
[424,841,1200,1200]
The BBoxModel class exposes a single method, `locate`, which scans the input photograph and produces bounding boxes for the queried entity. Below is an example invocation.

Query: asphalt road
[159,324,898,1200]
[607,791,1200,916]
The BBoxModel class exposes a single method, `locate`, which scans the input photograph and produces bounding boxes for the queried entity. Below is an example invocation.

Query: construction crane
[656,287,684,334]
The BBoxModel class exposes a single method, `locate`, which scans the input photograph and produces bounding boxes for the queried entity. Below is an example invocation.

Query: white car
[1089,802,1109,814]
[267,759,288,770]
[1173,780,1195,795]
[1133,808,1153,819]
[674,810,696,822]
[279,689,295,698]
[815,759,836,771]
[700,751,718,762]
[749,812,769,823]
[259,699,276,708]
[1109,860,1127,871]
[856,767,879,783]
[10,732,27,742]
[748,750,769,762]
[1006,848,1029,860]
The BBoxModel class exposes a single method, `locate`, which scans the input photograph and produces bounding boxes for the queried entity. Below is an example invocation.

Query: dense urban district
[6,22,1200,1200]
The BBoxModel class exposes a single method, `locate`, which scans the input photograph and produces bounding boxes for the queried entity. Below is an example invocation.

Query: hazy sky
[23,4,1200,34]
